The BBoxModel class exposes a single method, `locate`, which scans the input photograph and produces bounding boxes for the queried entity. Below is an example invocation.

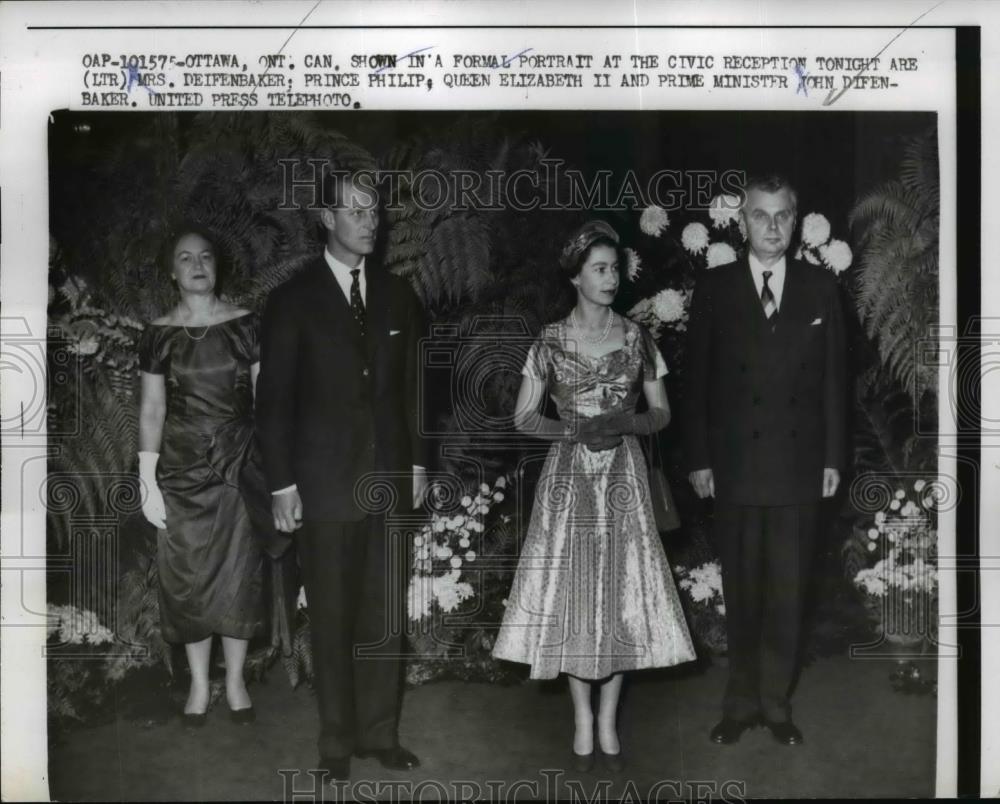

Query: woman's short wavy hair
[558,220,621,280]
[161,220,227,293]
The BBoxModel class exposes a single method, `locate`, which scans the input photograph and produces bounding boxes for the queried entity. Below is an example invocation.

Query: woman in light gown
[492,220,696,771]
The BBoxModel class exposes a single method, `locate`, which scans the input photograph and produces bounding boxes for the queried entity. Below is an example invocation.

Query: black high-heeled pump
[181,711,208,728]
[570,750,595,773]
[598,746,625,772]
[229,705,256,725]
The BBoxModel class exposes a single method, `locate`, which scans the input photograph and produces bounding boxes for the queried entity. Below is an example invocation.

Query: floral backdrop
[45,111,940,731]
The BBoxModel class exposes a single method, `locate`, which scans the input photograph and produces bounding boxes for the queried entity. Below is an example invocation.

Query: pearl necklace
[180,299,218,341]
[571,308,615,345]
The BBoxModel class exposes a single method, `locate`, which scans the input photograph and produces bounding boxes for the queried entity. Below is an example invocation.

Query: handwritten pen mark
[125,63,158,96]
[822,0,945,106]
[372,46,436,75]
[499,48,532,69]
[240,0,323,111]
[794,62,809,97]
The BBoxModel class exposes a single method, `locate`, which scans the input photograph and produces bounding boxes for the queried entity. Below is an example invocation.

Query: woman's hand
[272,488,303,532]
[573,416,624,452]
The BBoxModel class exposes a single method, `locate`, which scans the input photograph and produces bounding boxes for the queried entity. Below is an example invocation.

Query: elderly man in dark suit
[256,168,426,781]
[683,175,847,746]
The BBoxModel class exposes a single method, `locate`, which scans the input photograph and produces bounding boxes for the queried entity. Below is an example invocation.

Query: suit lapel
[364,262,389,361]
[738,257,770,334]
[313,256,365,351]
[774,260,805,334]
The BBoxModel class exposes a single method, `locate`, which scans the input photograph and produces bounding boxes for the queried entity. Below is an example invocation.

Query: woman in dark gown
[137,224,289,725]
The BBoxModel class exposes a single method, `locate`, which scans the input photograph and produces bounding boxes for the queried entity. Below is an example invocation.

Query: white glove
[138,451,167,529]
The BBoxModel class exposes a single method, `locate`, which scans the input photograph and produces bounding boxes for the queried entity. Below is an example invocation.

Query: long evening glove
[138,451,167,529]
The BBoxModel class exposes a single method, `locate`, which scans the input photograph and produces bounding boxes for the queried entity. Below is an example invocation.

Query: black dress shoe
[317,755,350,782]
[229,706,256,725]
[180,711,207,728]
[709,716,758,744]
[763,719,804,745]
[599,748,626,772]
[570,751,594,773]
[355,746,421,770]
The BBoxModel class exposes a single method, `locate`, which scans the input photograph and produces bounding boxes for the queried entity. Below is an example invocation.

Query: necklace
[183,324,211,341]
[571,308,614,345]
[181,299,218,341]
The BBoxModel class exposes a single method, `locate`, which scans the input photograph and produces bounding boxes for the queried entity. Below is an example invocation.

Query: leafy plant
[849,128,939,406]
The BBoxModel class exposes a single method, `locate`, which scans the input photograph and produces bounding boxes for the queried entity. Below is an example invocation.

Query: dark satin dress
[138,313,288,644]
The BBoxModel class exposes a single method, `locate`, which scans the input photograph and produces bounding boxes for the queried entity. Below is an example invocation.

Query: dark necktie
[761,269,777,330]
[349,268,366,337]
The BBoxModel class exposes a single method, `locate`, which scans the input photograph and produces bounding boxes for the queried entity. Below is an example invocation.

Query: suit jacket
[682,256,847,506]
[256,255,428,522]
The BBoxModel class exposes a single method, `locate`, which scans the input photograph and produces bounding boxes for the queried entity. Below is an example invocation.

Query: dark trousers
[296,516,406,758]
[714,501,818,723]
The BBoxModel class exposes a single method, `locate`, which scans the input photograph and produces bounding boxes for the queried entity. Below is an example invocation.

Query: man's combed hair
[740,174,798,212]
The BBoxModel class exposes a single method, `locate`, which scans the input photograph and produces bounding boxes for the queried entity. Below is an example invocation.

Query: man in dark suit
[256,168,426,780]
[683,175,846,746]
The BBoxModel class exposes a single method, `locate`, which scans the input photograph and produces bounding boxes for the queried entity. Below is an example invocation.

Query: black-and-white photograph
[41,107,942,799]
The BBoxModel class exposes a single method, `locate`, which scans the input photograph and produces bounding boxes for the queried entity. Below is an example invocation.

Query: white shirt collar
[747,251,787,309]
[747,251,786,279]
[324,248,366,302]
[324,248,365,279]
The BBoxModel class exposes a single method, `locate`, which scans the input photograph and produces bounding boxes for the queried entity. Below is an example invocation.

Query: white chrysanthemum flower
[495,476,507,489]
[914,479,926,492]
[651,288,688,323]
[875,511,886,524]
[433,574,475,613]
[818,239,852,274]
[449,555,463,569]
[802,248,821,266]
[461,495,472,507]
[465,550,477,562]
[681,222,710,254]
[867,541,877,552]
[800,212,831,247]
[459,537,470,549]
[867,528,879,540]
[624,247,642,281]
[705,242,737,269]
[708,194,741,229]
[493,491,504,502]
[414,535,425,547]
[479,483,490,494]
[639,205,670,236]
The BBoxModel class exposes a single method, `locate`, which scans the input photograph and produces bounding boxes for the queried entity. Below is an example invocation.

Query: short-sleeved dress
[492,316,696,680]
[138,313,269,644]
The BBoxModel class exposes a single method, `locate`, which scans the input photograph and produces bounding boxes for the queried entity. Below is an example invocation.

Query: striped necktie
[349,268,367,337]
[761,270,777,330]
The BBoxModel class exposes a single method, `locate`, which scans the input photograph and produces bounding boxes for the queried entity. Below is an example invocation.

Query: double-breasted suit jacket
[256,256,427,520]
[682,256,847,505]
